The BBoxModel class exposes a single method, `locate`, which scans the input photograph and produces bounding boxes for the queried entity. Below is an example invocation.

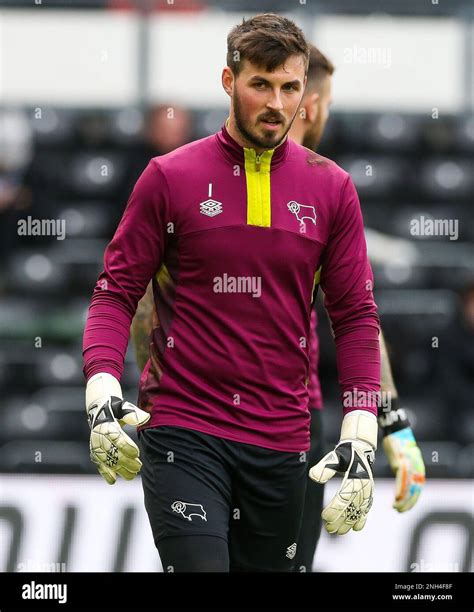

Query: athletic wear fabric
[157,535,230,572]
[308,308,323,410]
[293,408,326,571]
[83,123,380,452]
[138,425,307,571]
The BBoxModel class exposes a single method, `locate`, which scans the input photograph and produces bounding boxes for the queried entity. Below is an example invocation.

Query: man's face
[302,74,333,151]
[229,55,307,151]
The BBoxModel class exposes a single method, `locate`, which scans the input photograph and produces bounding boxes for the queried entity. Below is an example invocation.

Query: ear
[306,92,320,123]
[222,67,234,97]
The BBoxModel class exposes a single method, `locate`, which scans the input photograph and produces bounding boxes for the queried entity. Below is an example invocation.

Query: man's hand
[378,403,425,512]
[383,427,425,512]
[85,372,151,485]
[309,410,377,535]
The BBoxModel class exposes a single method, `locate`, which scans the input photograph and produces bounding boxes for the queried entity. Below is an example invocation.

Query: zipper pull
[255,154,261,171]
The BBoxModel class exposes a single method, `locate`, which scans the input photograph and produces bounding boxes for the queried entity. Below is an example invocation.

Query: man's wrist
[340,410,378,450]
[86,372,122,411]
[377,397,411,435]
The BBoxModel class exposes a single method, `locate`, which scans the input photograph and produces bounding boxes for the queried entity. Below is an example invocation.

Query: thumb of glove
[309,449,342,484]
[112,398,151,427]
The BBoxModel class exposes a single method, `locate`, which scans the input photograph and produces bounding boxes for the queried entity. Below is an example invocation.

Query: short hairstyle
[227,13,310,78]
[306,44,335,91]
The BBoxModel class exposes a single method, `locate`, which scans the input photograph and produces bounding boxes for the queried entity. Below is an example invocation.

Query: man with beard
[129,43,426,573]
[83,14,383,571]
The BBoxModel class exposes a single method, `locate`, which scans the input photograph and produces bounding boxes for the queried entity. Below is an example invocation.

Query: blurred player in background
[287,44,425,571]
[130,43,426,572]
[84,13,386,572]
[437,280,474,441]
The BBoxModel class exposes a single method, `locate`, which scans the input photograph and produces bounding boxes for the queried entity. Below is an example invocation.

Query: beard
[233,88,295,150]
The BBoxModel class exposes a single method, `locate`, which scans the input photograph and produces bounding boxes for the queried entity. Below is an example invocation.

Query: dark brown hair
[227,13,309,77]
[306,44,335,89]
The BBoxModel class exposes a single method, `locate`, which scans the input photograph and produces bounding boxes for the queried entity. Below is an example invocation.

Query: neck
[226,115,264,154]
[288,119,305,147]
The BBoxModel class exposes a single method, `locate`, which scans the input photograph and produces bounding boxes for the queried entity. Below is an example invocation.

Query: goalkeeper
[130,45,425,571]
[84,14,382,572]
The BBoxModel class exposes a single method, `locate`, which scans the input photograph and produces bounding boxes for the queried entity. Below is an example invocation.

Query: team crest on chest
[287,200,317,225]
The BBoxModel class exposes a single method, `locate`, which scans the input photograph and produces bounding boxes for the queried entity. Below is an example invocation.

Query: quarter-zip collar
[216,119,290,171]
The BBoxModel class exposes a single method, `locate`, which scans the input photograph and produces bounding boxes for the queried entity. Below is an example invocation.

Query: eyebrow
[249,76,302,87]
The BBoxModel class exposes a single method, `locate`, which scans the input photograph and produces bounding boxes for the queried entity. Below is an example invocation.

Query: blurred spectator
[122,103,192,197]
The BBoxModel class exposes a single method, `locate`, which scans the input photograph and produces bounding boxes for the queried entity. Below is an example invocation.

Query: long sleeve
[320,174,381,415]
[82,159,169,382]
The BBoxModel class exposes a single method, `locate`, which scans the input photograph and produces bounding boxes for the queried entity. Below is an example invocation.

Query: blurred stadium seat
[420,158,473,200]
[0,440,91,473]
[68,152,127,197]
[27,107,76,146]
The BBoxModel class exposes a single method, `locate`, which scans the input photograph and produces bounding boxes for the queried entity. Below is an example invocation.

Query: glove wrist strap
[340,410,378,450]
[378,408,410,436]
[86,372,122,411]
[378,400,411,435]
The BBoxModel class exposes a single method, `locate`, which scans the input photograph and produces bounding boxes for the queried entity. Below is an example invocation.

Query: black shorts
[294,408,327,572]
[138,425,308,571]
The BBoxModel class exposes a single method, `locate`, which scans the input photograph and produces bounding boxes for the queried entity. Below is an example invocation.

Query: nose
[266,89,284,112]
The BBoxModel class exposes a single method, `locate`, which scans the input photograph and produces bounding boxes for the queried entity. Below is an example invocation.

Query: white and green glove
[378,402,425,512]
[309,410,377,535]
[86,372,151,485]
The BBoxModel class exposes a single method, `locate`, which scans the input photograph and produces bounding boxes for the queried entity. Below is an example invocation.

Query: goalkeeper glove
[309,410,377,535]
[85,372,151,485]
[378,401,425,512]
